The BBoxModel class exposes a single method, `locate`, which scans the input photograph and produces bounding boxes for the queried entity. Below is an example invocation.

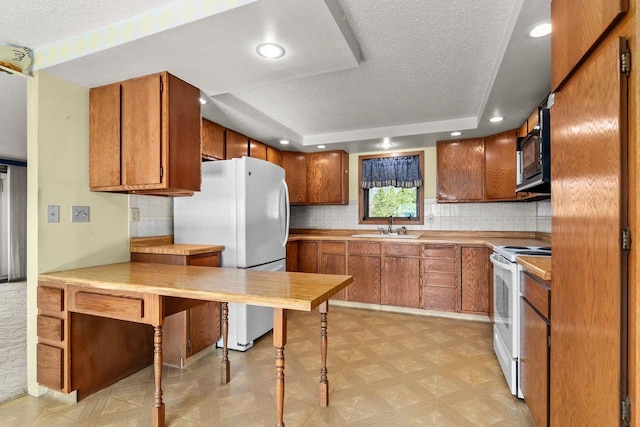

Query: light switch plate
[72,206,90,223]
[47,205,59,223]
[131,208,139,222]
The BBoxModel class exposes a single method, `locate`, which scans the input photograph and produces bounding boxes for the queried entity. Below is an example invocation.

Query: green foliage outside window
[369,186,418,218]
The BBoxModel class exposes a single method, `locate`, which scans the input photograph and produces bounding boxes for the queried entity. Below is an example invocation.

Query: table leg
[274,308,287,427]
[319,301,329,407]
[152,325,165,427]
[221,302,230,385]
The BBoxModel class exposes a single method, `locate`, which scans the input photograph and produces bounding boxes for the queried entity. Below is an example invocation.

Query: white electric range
[490,244,551,398]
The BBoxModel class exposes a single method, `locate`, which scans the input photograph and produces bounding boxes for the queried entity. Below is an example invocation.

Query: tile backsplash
[291,199,552,233]
[129,195,173,237]
[129,196,551,237]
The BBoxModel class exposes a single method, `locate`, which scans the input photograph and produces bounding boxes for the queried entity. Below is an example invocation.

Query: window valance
[361,155,423,189]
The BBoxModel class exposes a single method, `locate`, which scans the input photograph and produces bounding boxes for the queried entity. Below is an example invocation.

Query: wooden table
[38,262,353,427]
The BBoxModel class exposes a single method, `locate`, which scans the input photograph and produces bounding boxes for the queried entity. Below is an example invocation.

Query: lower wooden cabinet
[286,241,299,272]
[380,244,421,308]
[422,244,457,311]
[131,250,221,368]
[346,242,381,304]
[320,241,347,300]
[520,271,551,427]
[460,246,490,314]
[298,241,318,273]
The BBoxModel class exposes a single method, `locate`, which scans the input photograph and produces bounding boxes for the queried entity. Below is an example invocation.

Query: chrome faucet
[388,215,394,234]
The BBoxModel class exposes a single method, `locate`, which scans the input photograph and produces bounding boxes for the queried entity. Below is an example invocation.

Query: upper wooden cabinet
[307,150,349,205]
[282,151,308,205]
[266,146,283,167]
[551,0,627,90]
[484,130,517,201]
[436,139,484,202]
[89,72,201,196]
[201,119,225,161]
[225,130,248,159]
[249,139,267,160]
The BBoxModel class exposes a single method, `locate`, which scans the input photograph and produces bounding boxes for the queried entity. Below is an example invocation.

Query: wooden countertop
[288,230,550,249]
[130,235,223,256]
[517,256,552,281]
[39,262,353,312]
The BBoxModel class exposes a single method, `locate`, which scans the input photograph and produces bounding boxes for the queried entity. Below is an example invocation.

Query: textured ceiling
[1,0,551,160]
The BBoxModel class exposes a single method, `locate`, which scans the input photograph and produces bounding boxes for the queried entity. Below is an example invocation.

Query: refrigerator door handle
[281,179,290,247]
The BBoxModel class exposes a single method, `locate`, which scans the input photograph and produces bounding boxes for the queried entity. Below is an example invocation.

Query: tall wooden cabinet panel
[225,130,248,159]
[380,244,421,308]
[347,242,381,304]
[249,139,267,160]
[89,72,201,195]
[551,0,628,90]
[459,246,490,314]
[484,130,517,201]
[307,150,349,205]
[282,151,308,205]
[201,118,225,160]
[549,36,628,426]
[436,139,484,202]
[267,146,283,167]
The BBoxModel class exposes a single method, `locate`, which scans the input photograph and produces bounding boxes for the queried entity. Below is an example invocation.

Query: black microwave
[516,108,550,193]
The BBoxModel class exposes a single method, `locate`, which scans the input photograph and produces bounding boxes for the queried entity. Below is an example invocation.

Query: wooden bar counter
[38,262,353,427]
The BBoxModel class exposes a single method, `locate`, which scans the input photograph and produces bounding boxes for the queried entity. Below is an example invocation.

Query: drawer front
[189,252,221,267]
[74,291,145,321]
[321,241,346,254]
[38,315,64,342]
[521,273,551,319]
[423,258,455,273]
[383,243,420,257]
[423,245,455,259]
[423,271,456,288]
[37,286,64,312]
[423,287,455,311]
[349,242,381,255]
[37,343,64,390]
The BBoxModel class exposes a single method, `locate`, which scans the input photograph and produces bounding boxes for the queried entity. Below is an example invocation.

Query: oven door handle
[490,253,519,272]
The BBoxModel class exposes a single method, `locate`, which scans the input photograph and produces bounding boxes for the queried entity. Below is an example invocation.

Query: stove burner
[503,246,529,250]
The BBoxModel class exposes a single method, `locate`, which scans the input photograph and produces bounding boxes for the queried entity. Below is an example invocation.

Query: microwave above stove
[516,108,550,193]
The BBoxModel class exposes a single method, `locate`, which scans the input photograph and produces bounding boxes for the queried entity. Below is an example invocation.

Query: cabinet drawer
[38,315,64,342]
[37,343,63,390]
[383,243,420,257]
[189,252,221,267]
[423,245,455,259]
[423,287,455,311]
[74,291,145,321]
[423,258,455,273]
[423,272,456,288]
[38,286,64,312]
[321,241,346,254]
[521,272,550,319]
[349,242,381,255]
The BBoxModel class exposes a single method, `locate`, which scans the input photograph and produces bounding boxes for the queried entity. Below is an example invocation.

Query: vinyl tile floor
[0,307,535,426]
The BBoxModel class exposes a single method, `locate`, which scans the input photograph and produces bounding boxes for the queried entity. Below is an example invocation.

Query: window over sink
[358,151,424,225]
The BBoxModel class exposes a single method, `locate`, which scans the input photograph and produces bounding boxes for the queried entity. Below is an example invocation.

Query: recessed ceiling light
[279,139,290,145]
[489,116,504,123]
[529,22,552,38]
[317,145,326,149]
[256,43,286,59]
[199,97,207,105]
[451,131,462,136]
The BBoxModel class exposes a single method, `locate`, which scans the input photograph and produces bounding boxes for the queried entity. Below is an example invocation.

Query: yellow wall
[26,72,130,396]
[348,146,437,201]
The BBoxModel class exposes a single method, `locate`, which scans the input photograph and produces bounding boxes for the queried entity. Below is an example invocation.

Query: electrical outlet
[72,206,90,223]
[427,213,435,224]
[131,208,140,222]
[47,205,59,223]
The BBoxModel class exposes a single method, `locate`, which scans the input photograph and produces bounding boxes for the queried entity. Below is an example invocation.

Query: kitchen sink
[351,233,421,239]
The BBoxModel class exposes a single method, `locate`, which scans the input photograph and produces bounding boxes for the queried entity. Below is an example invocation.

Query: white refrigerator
[173,156,290,351]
